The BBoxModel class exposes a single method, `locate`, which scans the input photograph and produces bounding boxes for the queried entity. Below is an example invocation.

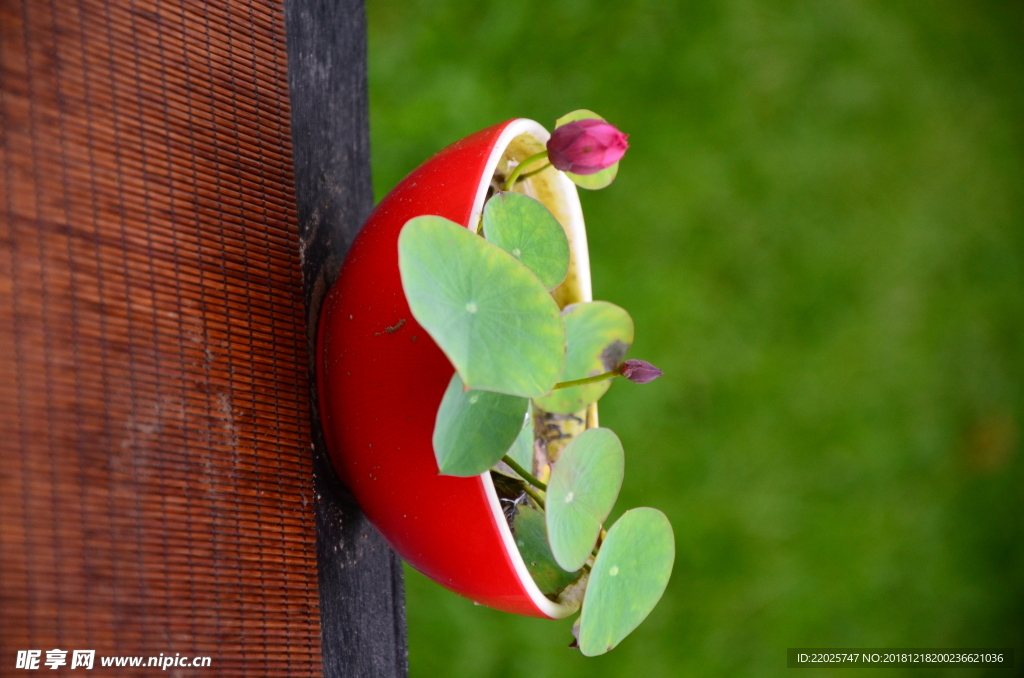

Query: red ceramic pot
[316,119,592,618]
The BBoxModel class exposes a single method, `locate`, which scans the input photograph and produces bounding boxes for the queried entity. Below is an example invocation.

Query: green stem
[502,455,547,491]
[516,162,552,183]
[552,369,620,390]
[503,151,549,191]
[522,483,546,510]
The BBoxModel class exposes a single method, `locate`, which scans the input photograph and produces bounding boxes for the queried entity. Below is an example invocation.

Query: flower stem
[517,162,552,182]
[503,151,549,191]
[522,482,546,510]
[552,368,620,390]
[502,455,547,491]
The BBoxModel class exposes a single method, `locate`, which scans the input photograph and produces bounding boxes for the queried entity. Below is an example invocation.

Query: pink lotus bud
[546,119,629,175]
[618,359,663,384]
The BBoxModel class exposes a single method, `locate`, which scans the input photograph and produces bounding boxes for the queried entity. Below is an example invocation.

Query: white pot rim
[473,118,592,620]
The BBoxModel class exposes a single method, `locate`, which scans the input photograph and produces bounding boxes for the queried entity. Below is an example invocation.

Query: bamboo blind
[0,0,321,674]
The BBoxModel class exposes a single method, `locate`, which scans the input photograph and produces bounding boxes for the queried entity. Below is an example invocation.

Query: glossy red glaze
[317,120,561,617]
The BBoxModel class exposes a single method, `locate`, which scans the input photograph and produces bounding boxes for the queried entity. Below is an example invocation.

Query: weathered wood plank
[283,0,409,675]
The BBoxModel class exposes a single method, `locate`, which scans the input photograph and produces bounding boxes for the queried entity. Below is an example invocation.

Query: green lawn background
[364,1,1023,675]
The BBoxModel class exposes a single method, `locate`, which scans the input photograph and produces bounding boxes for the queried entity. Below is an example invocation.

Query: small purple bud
[546,119,629,175]
[618,359,663,384]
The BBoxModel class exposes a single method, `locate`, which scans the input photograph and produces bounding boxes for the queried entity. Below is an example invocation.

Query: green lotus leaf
[433,373,528,477]
[578,508,675,657]
[398,215,566,397]
[546,428,625,571]
[554,109,620,190]
[483,192,570,290]
[533,301,634,414]
[514,505,580,595]
[506,407,534,473]
[491,407,534,480]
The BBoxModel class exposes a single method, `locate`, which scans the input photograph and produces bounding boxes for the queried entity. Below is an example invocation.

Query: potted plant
[317,112,674,656]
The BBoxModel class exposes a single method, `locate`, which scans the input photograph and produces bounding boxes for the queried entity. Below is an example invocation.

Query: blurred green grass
[364,1,1024,675]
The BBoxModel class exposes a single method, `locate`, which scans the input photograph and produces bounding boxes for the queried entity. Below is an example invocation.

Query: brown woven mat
[0,0,321,674]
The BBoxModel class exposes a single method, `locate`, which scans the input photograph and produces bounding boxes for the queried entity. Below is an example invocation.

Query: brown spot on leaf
[600,340,630,372]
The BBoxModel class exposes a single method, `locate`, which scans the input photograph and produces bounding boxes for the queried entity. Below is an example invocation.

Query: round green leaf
[546,428,625,571]
[398,215,566,397]
[433,373,528,477]
[506,408,534,472]
[578,508,675,657]
[482,192,570,290]
[554,109,620,191]
[492,407,534,480]
[555,109,606,128]
[534,301,634,414]
[514,505,580,595]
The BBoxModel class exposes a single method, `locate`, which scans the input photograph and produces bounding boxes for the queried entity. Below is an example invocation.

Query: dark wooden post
[284,0,409,675]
